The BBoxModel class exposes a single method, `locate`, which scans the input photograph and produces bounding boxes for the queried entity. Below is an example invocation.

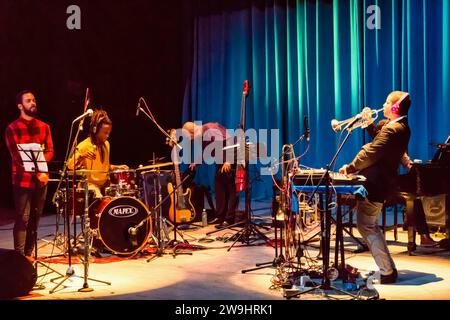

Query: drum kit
[53,161,179,259]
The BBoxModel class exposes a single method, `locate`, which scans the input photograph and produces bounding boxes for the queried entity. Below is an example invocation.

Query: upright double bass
[235,80,250,193]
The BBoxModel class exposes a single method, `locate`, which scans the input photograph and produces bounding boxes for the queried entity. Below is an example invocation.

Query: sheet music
[17,143,48,173]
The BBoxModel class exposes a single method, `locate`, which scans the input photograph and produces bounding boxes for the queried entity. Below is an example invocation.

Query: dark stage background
[0,1,188,210]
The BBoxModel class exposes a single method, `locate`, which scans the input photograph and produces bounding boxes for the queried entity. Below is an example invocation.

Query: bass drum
[91,197,151,256]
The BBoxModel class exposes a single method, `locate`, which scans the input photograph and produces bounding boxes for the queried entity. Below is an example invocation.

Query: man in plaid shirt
[5,90,54,259]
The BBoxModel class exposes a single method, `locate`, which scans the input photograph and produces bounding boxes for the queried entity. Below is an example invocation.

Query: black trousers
[214,165,238,223]
[13,185,47,256]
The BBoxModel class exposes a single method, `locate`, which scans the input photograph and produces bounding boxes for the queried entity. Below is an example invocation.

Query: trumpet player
[339,91,411,284]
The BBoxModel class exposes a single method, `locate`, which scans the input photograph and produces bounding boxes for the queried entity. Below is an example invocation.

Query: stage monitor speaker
[0,248,37,299]
[421,194,446,227]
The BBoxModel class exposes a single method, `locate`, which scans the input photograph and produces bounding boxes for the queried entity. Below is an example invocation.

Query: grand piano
[397,138,450,254]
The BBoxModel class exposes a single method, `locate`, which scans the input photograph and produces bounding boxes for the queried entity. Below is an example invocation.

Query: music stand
[17,144,66,290]
[207,142,273,251]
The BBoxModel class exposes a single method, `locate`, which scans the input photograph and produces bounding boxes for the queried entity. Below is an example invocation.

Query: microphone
[128,227,138,247]
[72,109,93,123]
[136,100,141,117]
[304,115,310,142]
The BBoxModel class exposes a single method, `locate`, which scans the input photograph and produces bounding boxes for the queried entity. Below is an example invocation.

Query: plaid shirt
[5,117,54,188]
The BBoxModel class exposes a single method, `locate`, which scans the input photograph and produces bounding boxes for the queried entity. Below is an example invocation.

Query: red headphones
[391,93,409,115]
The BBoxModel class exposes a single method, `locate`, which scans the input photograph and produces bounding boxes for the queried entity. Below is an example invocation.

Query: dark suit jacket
[347,118,410,202]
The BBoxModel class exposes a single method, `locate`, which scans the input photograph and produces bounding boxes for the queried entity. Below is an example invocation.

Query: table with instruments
[291,172,367,281]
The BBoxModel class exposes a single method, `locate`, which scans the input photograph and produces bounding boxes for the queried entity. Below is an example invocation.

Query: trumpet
[331,107,384,132]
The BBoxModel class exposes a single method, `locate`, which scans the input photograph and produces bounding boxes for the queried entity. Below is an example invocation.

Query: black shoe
[407,242,417,253]
[215,221,230,229]
[380,268,398,284]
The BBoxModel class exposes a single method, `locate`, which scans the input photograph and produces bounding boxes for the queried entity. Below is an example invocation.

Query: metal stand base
[34,260,66,286]
[242,255,285,273]
[224,222,272,252]
[49,266,111,294]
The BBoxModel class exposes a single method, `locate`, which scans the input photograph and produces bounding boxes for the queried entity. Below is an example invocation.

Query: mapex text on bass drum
[90,196,151,256]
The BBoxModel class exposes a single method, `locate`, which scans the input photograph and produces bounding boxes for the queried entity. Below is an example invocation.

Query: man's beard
[23,106,37,117]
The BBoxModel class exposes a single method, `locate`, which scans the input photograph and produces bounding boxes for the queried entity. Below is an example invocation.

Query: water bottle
[202,209,208,227]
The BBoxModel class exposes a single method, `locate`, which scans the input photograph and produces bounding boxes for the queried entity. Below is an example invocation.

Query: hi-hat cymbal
[136,162,173,171]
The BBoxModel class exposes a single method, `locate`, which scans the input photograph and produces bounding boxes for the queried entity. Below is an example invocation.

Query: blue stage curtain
[182,0,450,199]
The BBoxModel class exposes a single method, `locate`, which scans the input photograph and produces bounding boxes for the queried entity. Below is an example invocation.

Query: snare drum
[90,196,151,255]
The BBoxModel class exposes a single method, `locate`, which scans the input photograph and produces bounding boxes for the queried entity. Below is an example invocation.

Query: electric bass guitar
[166,129,196,224]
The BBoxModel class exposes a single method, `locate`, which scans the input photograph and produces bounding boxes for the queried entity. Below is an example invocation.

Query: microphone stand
[50,115,111,294]
[136,98,194,258]
[285,119,361,300]
[49,117,84,293]
[241,140,307,274]
[136,98,182,150]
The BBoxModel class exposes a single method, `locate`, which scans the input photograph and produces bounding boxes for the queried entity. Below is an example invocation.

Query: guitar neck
[173,161,183,197]
[240,94,246,130]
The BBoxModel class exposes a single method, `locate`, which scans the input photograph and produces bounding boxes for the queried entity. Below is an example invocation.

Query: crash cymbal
[136,162,173,171]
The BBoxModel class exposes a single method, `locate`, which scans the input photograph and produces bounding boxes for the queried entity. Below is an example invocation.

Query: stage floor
[1,202,450,300]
